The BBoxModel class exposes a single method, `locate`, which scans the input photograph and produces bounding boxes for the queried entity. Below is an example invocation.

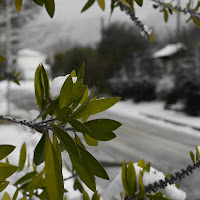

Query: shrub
[181,79,200,116]
[129,77,156,103]
[109,77,156,103]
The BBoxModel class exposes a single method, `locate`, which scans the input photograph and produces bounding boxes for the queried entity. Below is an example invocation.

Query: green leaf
[52,125,79,157]
[190,150,195,163]
[0,55,5,63]
[83,190,90,200]
[172,8,179,14]
[81,0,95,12]
[24,170,45,193]
[70,154,96,191]
[126,161,137,196]
[34,64,49,111]
[80,87,89,105]
[84,134,98,146]
[45,134,64,200]
[68,119,90,135]
[44,0,55,18]
[53,133,62,166]
[0,145,15,160]
[92,191,101,200]
[35,65,44,110]
[139,170,144,190]
[59,75,73,108]
[56,107,72,124]
[84,119,121,141]
[77,145,109,180]
[68,79,83,105]
[34,134,45,166]
[41,64,50,105]
[137,159,145,168]
[2,192,11,200]
[71,98,83,111]
[73,86,94,116]
[75,135,85,149]
[146,195,171,200]
[97,0,105,10]
[74,178,83,192]
[165,173,170,179]
[77,62,85,80]
[72,97,121,119]
[164,9,168,22]
[18,143,26,171]
[120,0,130,7]
[196,146,200,161]
[168,8,173,15]
[0,181,9,192]
[33,0,44,6]
[0,163,18,181]
[71,70,76,77]
[153,4,158,9]
[75,85,87,101]
[135,0,143,7]
[137,190,145,199]
[13,188,19,200]
[14,171,37,186]
[122,161,129,195]
[44,99,59,116]
[14,0,22,13]
[192,16,200,29]
[143,162,151,173]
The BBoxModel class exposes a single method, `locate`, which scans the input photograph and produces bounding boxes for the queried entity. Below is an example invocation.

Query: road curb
[140,112,200,132]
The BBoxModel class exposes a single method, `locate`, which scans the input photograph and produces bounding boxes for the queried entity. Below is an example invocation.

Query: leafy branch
[0,63,122,199]
[151,0,200,17]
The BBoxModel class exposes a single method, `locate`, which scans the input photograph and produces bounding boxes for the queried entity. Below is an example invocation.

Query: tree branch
[151,0,200,17]
[117,1,152,40]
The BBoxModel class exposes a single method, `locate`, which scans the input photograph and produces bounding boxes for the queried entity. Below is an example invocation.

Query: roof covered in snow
[152,43,187,59]
[18,48,46,57]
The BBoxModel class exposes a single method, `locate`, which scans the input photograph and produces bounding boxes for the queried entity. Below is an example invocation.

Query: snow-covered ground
[108,100,200,138]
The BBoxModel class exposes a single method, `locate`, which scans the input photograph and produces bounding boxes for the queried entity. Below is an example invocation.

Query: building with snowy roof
[16,48,51,80]
[152,43,187,74]
[153,43,187,59]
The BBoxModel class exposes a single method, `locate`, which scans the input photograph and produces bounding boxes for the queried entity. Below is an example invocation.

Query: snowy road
[91,112,200,200]
[10,90,200,200]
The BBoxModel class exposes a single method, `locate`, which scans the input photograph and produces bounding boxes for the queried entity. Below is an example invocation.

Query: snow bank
[103,163,186,200]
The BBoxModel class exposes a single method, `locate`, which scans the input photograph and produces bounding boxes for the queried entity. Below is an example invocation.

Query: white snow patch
[103,163,186,200]
[152,43,187,58]
[50,75,77,100]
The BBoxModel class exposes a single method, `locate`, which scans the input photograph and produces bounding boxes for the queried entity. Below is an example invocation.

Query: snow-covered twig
[0,115,52,131]
[32,101,53,123]
[151,0,200,17]
[117,1,152,39]
[63,174,77,181]
[0,115,74,134]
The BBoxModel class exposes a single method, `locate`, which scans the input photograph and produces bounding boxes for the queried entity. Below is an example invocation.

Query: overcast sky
[21,0,193,52]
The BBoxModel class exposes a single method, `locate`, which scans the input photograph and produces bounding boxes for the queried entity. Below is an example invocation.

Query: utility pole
[6,0,11,115]
[176,0,181,39]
